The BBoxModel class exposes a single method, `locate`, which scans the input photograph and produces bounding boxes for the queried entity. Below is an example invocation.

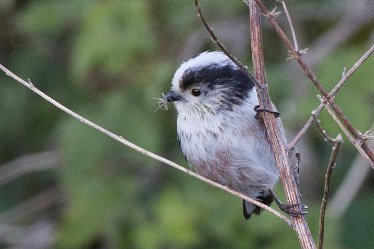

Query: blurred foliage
[0,0,373,248]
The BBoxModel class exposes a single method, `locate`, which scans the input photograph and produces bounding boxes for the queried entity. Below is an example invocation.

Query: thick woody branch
[0,64,292,227]
[194,1,315,246]
[249,3,316,249]
[250,0,374,166]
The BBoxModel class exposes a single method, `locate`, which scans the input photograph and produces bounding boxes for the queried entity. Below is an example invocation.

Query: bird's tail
[243,191,274,219]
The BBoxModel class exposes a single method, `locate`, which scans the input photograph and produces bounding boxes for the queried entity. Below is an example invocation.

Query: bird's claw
[279,203,308,217]
[254,105,280,119]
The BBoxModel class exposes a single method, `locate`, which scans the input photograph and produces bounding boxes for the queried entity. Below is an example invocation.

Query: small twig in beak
[153,93,169,112]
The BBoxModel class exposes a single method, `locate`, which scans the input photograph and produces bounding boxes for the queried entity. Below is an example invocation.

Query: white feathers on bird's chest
[175,89,261,166]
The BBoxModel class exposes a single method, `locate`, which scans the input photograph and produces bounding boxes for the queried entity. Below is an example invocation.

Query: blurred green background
[0,0,373,248]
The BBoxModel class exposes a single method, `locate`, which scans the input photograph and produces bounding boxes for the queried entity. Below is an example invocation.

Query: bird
[164,51,296,219]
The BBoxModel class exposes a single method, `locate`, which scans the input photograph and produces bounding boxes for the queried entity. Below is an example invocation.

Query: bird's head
[165,51,254,115]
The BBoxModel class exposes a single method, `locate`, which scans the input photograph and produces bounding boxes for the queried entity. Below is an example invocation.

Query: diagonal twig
[312,112,343,144]
[323,100,374,169]
[0,63,292,227]
[194,0,247,73]
[194,0,263,88]
[288,45,374,149]
[328,44,374,98]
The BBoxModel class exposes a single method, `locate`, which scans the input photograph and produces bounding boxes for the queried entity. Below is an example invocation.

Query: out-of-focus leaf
[134,189,201,249]
[17,0,89,35]
[342,195,374,249]
[56,82,162,248]
[71,0,156,80]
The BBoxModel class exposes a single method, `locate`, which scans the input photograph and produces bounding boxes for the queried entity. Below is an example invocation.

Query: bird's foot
[278,203,309,217]
[269,189,308,217]
[254,105,280,120]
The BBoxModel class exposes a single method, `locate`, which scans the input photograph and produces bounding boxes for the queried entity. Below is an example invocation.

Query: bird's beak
[164,91,183,102]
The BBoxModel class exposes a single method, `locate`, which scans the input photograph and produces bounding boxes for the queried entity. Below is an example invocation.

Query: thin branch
[318,138,342,249]
[311,112,343,144]
[288,44,374,149]
[0,63,292,227]
[278,0,299,51]
[329,44,374,97]
[323,100,374,170]
[251,0,327,92]
[194,0,246,72]
[250,0,374,167]
[248,2,315,248]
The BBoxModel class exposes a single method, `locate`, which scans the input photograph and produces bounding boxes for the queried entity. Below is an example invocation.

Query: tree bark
[249,2,316,249]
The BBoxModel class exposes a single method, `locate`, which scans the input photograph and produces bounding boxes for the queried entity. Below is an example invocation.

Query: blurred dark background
[0,0,373,248]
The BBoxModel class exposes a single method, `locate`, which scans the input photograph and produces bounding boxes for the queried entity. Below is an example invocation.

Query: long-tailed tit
[164,51,302,219]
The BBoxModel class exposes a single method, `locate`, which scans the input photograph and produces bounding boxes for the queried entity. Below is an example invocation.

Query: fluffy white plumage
[167,51,280,218]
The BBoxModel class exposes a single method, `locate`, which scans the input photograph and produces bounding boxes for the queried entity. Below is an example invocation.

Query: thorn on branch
[352,129,374,147]
[299,48,309,55]
[270,7,282,18]
[286,51,299,61]
[286,48,309,61]
[342,67,347,78]
[362,129,374,140]
[27,78,34,87]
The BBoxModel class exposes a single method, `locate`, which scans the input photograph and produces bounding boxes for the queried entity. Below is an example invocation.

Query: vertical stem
[249,2,316,249]
[318,141,341,249]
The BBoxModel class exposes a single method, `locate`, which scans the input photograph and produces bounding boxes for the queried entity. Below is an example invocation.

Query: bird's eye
[191,88,201,97]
